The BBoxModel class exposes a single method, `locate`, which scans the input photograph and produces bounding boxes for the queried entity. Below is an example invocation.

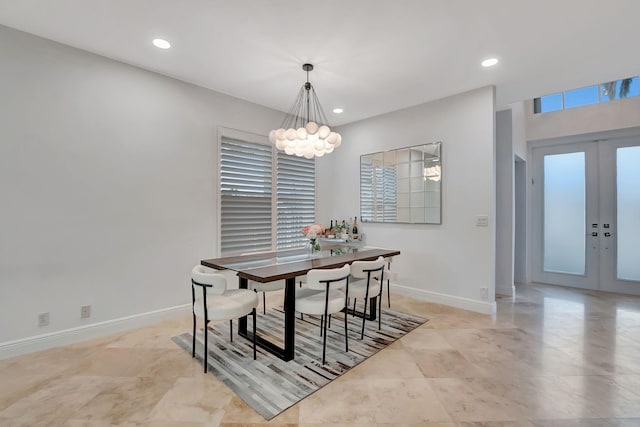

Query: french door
[532,137,640,295]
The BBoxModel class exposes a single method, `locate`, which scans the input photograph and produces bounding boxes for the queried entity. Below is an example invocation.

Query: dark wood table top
[201,246,400,283]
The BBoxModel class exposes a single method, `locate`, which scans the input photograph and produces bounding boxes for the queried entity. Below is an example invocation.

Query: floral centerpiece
[301,224,323,252]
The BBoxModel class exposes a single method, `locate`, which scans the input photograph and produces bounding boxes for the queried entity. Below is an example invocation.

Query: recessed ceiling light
[333,108,344,114]
[152,38,171,49]
[481,58,498,67]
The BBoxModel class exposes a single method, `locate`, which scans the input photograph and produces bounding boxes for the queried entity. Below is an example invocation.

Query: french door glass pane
[617,146,640,281]
[543,152,586,274]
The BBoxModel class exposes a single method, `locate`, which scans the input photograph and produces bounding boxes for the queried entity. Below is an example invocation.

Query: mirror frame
[360,141,442,224]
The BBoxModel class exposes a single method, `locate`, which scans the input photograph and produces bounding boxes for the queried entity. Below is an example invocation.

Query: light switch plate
[476,215,489,227]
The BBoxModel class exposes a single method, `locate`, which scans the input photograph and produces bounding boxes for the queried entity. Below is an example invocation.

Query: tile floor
[1,283,640,426]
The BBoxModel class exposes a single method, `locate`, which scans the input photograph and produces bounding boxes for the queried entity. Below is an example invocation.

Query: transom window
[220,136,315,256]
[534,76,639,114]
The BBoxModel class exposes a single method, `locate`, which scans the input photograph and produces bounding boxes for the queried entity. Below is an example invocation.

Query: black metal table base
[238,276,296,361]
[237,277,378,361]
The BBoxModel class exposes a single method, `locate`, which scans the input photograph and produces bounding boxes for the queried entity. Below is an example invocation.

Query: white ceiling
[1,0,638,125]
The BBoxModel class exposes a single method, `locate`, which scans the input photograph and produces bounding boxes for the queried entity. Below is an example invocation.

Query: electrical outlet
[480,287,488,300]
[81,305,91,319]
[38,312,50,327]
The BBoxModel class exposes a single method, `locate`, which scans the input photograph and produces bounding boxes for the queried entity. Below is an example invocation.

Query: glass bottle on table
[352,216,359,240]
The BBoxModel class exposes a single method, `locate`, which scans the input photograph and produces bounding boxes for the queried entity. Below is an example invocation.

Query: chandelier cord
[306,68,310,124]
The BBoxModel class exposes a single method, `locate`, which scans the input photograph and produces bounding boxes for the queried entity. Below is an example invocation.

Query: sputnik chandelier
[269,63,342,159]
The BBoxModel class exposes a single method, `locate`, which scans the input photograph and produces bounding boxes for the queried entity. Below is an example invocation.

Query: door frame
[598,137,640,295]
[528,127,640,295]
[531,142,599,290]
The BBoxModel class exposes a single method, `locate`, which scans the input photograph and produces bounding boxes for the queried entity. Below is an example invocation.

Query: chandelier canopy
[269,64,341,159]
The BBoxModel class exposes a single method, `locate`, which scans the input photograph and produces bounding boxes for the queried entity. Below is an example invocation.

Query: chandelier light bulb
[305,121,319,135]
[318,125,330,139]
[285,128,297,140]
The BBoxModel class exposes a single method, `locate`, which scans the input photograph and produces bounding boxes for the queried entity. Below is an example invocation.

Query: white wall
[317,87,497,313]
[526,97,640,142]
[513,157,527,284]
[495,110,514,296]
[0,26,283,351]
[511,101,527,160]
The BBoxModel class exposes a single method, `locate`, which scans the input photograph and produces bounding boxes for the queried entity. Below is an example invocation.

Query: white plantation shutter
[360,159,374,221]
[219,136,316,255]
[276,152,315,249]
[220,138,273,255]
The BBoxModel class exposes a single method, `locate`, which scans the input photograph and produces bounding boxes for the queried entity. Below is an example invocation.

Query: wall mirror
[360,142,441,224]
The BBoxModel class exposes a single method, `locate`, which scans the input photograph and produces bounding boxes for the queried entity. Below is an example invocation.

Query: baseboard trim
[391,283,497,314]
[0,304,191,360]
[496,283,515,296]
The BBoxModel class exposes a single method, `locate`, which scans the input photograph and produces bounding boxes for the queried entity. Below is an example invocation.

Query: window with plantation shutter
[220,138,273,256]
[219,135,316,256]
[360,158,374,221]
[276,152,315,249]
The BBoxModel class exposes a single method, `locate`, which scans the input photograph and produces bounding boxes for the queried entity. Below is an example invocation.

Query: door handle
[604,232,611,237]
[591,232,598,237]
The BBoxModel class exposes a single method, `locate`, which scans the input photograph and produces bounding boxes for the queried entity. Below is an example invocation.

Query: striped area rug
[172,306,426,420]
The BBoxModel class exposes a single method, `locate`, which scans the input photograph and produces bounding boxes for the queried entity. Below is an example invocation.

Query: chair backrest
[350,256,385,279]
[191,265,227,295]
[306,264,350,291]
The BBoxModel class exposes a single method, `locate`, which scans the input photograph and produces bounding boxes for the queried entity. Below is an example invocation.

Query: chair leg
[344,307,349,352]
[328,314,332,329]
[360,299,367,340]
[229,319,233,342]
[378,292,383,330]
[252,308,257,360]
[387,279,391,308]
[322,310,329,365]
[352,299,357,317]
[319,315,324,336]
[204,319,209,373]
[263,292,266,315]
[191,313,196,358]
[320,282,333,365]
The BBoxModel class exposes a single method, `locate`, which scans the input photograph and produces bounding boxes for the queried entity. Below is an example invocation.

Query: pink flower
[301,224,323,238]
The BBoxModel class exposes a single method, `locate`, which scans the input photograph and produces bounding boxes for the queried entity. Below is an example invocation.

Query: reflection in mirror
[360,142,441,224]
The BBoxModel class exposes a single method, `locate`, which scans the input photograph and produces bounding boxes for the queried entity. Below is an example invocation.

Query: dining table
[201,245,400,361]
